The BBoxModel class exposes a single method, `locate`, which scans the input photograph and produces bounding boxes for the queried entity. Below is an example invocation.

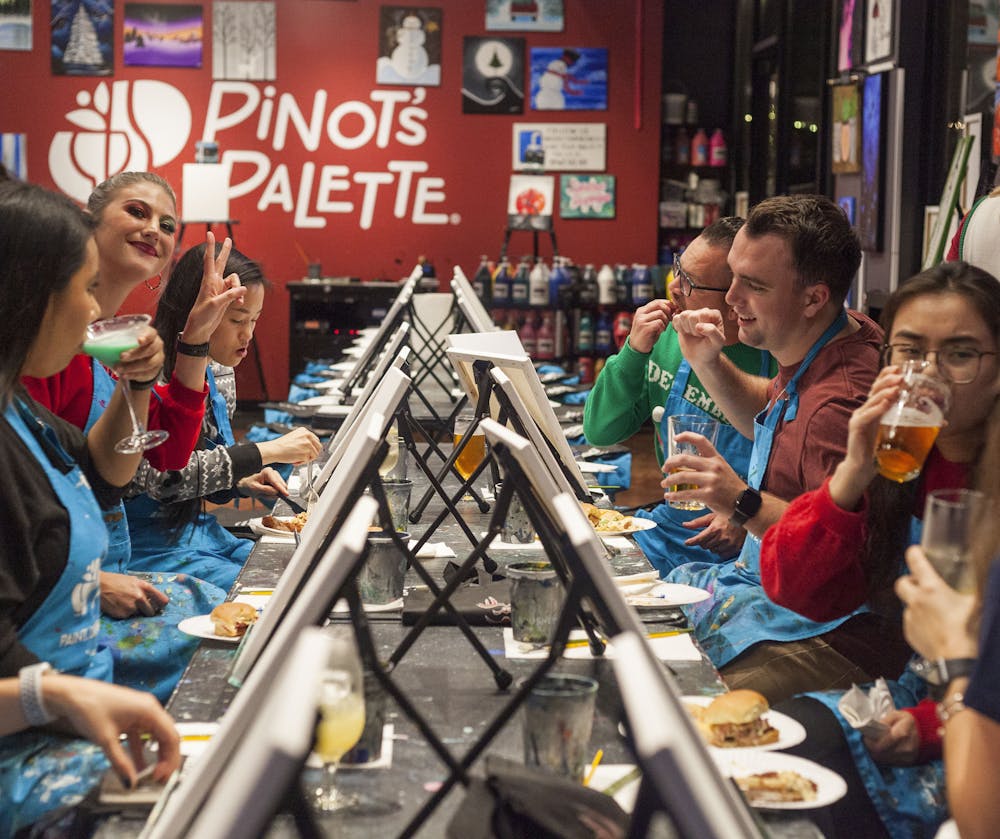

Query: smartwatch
[729,486,762,528]
[918,657,977,688]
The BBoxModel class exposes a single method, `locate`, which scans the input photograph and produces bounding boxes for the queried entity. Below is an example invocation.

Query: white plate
[681,695,807,752]
[297,394,344,406]
[593,516,658,537]
[613,571,661,587]
[711,751,847,810]
[311,379,343,393]
[627,582,710,608]
[248,517,300,540]
[575,460,618,473]
[178,614,241,643]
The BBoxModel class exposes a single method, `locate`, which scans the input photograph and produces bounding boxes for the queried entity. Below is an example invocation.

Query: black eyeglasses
[673,253,729,297]
[881,344,998,385]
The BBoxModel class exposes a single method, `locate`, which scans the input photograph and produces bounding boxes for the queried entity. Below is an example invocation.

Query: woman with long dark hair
[0,179,171,833]
[759,261,1000,838]
[123,242,322,590]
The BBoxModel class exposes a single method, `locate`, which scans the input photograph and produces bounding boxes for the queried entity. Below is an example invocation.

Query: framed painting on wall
[559,174,615,219]
[858,72,886,251]
[124,4,203,68]
[376,6,442,86]
[212,1,275,80]
[51,0,114,76]
[529,46,607,111]
[486,0,564,32]
[831,83,862,174]
[838,0,865,72]
[864,0,894,65]
[0,0,31,50]
[462,36,524,114]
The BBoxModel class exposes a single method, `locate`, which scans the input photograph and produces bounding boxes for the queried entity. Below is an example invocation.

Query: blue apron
[0,399,115,835]
[804,516,947,839]
[87,359,130,573]
[125,367,251,593]
[634,352,771,574]
[89,361,225,702]
[667,312,865,667]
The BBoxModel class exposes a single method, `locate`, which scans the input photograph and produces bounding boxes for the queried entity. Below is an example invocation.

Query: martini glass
[83,314,169,454]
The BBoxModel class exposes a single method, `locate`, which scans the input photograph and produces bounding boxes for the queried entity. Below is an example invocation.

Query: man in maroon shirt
[660,194,886,703]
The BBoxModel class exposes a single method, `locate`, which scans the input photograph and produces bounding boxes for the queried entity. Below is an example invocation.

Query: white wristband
[19,662,55,726]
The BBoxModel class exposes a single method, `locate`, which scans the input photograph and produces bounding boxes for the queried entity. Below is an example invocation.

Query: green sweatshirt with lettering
[582,329,775,464]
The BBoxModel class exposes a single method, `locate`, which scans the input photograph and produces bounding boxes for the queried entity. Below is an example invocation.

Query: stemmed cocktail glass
[83,314,169,454]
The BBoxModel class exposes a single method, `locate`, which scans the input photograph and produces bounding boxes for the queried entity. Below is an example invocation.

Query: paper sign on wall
[511,123,606,171]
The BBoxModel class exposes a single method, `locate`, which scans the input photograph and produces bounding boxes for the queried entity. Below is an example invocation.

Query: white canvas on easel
[182,162,232,221]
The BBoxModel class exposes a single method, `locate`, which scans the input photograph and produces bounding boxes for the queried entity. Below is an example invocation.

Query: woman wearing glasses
[758,261,1000,839]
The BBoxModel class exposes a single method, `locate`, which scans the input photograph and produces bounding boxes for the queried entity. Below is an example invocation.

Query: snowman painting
[532,48,580,110]
[376,7,442,86]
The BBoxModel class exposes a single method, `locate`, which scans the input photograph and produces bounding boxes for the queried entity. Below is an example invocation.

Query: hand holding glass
[83,314,168,453]
[875,361,950,483]
[312,632,366,813]
[666,414,720,510]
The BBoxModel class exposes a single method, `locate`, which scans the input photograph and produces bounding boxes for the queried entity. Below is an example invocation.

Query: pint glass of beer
[453,413,486,499]
[666,414,720,510]
[874,361,950,483]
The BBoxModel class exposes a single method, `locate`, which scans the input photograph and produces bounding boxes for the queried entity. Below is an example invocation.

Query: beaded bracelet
[19,662,55,726]
[176,333,210,357]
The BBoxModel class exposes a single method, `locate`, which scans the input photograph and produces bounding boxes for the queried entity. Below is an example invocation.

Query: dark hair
[744,194,861,304]
[864,261,1000,605]
[154,242,267,380]
[152,242,266,540]
[0,180,95,405]
[88,171,176,222]
[700,216,745,250]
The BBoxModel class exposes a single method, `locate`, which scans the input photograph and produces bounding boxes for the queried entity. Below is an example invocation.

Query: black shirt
[0,394,121,676]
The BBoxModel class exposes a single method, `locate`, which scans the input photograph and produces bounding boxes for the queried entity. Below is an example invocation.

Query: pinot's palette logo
[47,80,453,229]
[49,80,192,203]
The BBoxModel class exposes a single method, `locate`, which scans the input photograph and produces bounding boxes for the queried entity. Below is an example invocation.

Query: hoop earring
[145,274,162,291]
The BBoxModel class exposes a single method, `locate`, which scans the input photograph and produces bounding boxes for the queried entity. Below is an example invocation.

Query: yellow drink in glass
[316,693,366,762]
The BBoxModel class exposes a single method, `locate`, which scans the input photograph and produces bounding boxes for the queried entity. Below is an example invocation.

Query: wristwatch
[729,486,762,528]
[921,657,977,688]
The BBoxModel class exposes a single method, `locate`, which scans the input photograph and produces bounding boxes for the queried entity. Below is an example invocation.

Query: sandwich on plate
[209,601,259,638]
[689,689,780,748]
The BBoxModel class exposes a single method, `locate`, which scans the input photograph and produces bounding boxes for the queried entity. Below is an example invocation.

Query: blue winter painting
[51,0,113,75]
[530,46,607,111]
[124,4,202,68]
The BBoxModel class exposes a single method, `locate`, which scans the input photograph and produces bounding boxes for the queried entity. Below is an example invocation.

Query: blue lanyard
[763,309,847,428]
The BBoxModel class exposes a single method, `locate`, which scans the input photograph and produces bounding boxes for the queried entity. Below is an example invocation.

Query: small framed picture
[559,174,615,219]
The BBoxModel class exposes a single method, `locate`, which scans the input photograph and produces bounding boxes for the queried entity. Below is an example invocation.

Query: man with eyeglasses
[583,217,776,573]
[659,194,885,704]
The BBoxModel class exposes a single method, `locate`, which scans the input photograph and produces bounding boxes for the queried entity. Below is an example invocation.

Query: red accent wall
[2,1,663,400]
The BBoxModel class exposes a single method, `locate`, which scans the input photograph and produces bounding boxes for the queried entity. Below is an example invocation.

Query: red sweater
[760,448,971,621]
[23,354,207,471]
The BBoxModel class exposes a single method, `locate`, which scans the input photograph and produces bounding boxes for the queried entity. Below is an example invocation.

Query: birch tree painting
[212,1,275,80]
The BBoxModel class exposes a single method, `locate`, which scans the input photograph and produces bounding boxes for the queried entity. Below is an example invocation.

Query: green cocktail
[82,313,169,453]
[83,314,147,365]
